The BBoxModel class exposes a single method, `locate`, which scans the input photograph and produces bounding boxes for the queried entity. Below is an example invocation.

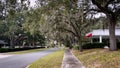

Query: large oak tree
[85,0,120,51]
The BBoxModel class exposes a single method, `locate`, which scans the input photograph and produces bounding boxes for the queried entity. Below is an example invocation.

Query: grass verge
[73,49,120,68]
[8,48,48,54]
[29,49,64,68]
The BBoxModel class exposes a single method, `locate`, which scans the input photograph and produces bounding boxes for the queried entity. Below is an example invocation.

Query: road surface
[0,48,58,68]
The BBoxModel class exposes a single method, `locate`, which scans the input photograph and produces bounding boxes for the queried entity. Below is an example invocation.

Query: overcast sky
[30,0,37,7]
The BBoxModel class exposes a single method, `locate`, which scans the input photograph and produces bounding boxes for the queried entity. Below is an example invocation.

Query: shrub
[117,42,120,49]
[0,47,45,53]
[105,42,120,49]
[82,42,106,49]
[0,48,9,52]
[73,44,79,50]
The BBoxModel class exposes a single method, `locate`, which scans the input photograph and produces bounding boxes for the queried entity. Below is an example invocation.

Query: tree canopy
[0,0,120,51]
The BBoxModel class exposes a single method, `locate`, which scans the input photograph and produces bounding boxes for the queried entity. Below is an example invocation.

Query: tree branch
[58,27,77,37]
[105,0,114,8]
[115,8,120,18]
[84,9,102,15]
[91,0,113,14]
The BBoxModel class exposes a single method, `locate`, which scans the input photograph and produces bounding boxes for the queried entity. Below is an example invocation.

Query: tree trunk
[108,18,117,51]
[10,36,14,49]
[78,36,83,52]
[69,37,73,49]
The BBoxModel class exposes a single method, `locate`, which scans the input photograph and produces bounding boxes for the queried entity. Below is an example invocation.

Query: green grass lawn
[73,49,120,68]
[8,48,48,54]
[29,50,64,68]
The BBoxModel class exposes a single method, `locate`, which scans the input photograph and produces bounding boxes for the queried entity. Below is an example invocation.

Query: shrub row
[82,42,106,49]
[104,42,120,49]
[73,42,120,50]
[117,42,120,48]
[0,47,45,53]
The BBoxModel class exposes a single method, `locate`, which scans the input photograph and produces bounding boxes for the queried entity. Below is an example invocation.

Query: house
[85,28,120,43]
[0,40,7,48]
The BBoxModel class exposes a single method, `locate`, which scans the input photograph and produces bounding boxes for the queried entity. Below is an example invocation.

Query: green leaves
[94,0,109,7]
[6,0,17,5]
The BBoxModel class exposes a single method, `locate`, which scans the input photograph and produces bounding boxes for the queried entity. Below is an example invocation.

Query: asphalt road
[0,48,58,68]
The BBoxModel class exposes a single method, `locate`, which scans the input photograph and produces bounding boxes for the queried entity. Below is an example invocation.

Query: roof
[0,40,7,45]
[87,29,120,36]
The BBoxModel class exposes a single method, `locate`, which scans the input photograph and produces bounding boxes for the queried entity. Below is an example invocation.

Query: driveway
[0,48,58,68]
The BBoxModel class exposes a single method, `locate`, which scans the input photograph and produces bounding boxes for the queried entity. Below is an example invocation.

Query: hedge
[0,47,45,53]
[82,42,106,49]
[117,42,120,48]
[82,42,120,49]
[73,42,120,50]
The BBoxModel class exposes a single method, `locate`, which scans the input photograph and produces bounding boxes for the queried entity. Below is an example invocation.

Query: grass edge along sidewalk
[73,48,120,68]
[61,49,85,68]
[28,49,64,68]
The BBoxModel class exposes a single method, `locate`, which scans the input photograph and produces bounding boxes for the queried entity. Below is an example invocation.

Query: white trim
[99,36,102,43]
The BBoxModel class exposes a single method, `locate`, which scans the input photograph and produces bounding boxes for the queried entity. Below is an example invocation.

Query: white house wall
[91,29,120,36]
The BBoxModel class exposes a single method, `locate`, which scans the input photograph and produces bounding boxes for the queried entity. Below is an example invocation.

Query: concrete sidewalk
[61,49,85,68]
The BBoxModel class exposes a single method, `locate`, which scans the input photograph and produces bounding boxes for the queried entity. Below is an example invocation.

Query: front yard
[73,49,120,68]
